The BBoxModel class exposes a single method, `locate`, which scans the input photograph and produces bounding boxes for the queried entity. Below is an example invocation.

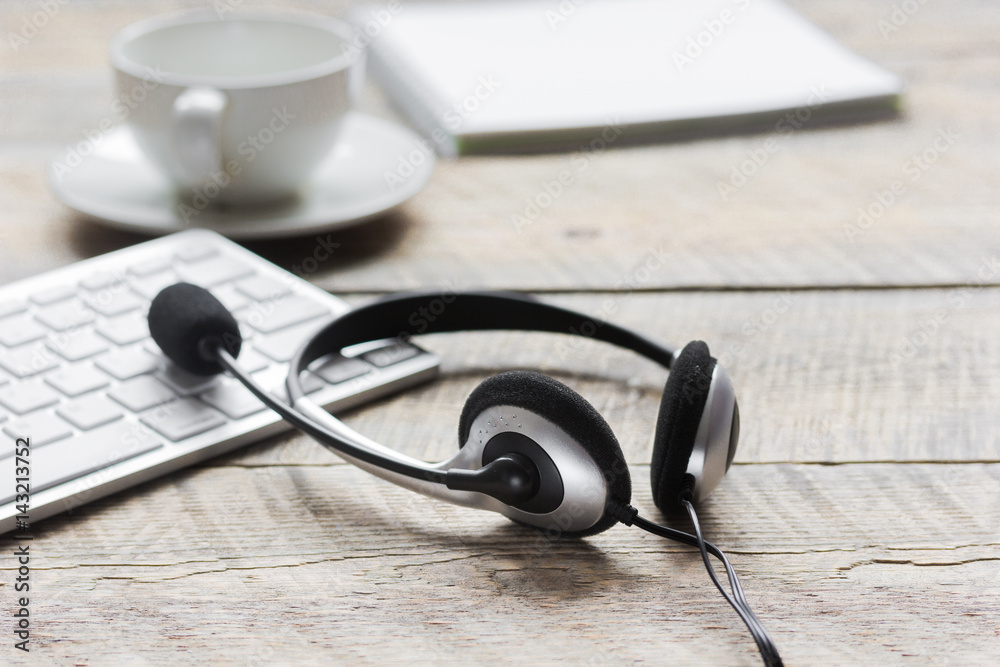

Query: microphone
[146,283,540,505]
[148,282,242,375]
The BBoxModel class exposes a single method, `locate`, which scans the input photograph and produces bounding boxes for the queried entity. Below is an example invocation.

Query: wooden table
[1,1,998,664]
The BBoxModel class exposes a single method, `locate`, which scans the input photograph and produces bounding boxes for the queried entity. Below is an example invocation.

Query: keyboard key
[252,321,322,362]
[128,257,173,277]
[0,315,47,347]
[108,376,176,412]
[232,346,269,374]
[45,364,110,397]
[0,231,429,526]
[235,275,291,302]
[79,270,124,291]
[84,289,144,317]
[299,371,325,394]
[251,365,287,397]
[175,244,218,263]
[0,420,162,505]
[3,411,73,447]
[30,284,75,305]
[0,299,27,318]
[312,355,371,384]
[47,330,110,361]
[362,343,420,368]
[243,295,327,334]
[0,343,60,378]
[95,312,149,345]
[0,379,61,414]
[57,393,124,430]
[209,284,250,312]
[95,347,162,380]
[156,364,219,396]
[268,370,325,402]
[178,255,253,287]
[140,398,226,441]
[200,379,266,419]
[129,270,180,300]
[34,299,96,331]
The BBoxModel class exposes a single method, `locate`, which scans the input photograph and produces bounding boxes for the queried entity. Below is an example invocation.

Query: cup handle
[172,87,228,187]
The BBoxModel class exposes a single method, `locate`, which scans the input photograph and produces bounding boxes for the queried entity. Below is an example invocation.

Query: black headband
[288,291,677,402]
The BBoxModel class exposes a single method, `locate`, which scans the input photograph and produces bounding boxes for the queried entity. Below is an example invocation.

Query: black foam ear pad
[458,370,631,537]
[650,341,717,511]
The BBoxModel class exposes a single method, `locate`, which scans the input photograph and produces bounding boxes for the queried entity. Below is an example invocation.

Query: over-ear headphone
[149,285,781,666]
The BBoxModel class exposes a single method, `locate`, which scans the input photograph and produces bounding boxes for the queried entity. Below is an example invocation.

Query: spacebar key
[0,421,162,505]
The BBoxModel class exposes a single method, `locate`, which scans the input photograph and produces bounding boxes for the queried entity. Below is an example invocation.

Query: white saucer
[49,112,435,239]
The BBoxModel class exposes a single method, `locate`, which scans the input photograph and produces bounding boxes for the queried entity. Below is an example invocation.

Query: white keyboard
[0,230,439,533]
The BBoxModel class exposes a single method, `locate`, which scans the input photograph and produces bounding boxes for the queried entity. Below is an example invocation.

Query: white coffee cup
[110,10,360,205]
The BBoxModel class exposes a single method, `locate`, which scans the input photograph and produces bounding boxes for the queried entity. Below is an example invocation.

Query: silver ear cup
[462,406,610,534]
[686,364,739,502]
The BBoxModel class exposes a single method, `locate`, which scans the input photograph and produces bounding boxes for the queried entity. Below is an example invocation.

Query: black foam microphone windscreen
[148,282,242,375]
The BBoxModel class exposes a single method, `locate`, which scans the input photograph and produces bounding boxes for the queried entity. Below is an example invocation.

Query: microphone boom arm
[215,347,451,485]
[217,347,538,511]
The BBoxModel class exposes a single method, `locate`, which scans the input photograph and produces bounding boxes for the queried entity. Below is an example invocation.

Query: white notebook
[352,0,904,156]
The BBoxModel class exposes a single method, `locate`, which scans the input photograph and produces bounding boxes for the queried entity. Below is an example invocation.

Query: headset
[148,284,783,667]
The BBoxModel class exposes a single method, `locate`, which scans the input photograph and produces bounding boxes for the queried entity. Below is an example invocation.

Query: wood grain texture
[1,1,998,665]
[212,289,1000,468]
[1,463,997,666]
[0,1,998,289]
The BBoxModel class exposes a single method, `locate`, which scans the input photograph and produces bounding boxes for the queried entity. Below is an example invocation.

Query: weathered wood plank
[212,289,1000,468]
[2,463,997,666]
[1,1,998,290]
[0,2,997,664]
